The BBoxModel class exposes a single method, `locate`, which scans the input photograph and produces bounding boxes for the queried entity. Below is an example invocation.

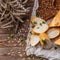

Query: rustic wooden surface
[0,24,47,60]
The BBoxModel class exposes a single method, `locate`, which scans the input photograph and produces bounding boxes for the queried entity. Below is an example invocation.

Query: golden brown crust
[39,33,50,40]
[30,16,37,23]
[49,10,60,27]
[39,33,52,49]
[54,38,60,45]
[39,33,50,46]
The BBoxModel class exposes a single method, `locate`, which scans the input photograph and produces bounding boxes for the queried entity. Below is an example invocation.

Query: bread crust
[37,0,57,20]
[49,10,60,27]
[54,38,60,45]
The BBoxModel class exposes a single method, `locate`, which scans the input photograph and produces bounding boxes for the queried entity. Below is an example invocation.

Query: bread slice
[30,35,40,46]
[32,24,48,34]
[31,16,46,25]
[54,38,60,45]
[39,33,52,49]
[49,10,60,27]
[47,28,60,39]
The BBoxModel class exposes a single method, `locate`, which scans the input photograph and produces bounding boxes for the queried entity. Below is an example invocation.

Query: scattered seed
[32,57,34,60]
[32,25,35,28]
[54,46,58,50]
[8,40,11,43]
[11,52,14,54]
[23,36,27,40]
[40,23,42,26]
[34,21,37,24]
[7,53,11,55]
[18,52,21,54]
[42,21,46,24]
[19,54,22,57]
[42,40,47,45]
[30,31,32,34]
[37,27,39,29]
[36,12,40,17]
[38,56,43,60]
[8,34,14,38]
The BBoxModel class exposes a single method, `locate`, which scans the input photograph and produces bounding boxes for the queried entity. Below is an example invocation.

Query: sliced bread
[47,28,60,39]
[30,35,40,46]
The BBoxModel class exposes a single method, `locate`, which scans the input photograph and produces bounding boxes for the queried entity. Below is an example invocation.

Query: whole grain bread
[37,0,57,20]
[55,0,60,10]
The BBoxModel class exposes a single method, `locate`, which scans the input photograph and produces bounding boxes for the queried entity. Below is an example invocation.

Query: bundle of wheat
[0,0,34,33]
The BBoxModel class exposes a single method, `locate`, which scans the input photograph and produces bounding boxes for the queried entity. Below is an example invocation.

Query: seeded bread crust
[37,0,57,20]
[55,0,60,10]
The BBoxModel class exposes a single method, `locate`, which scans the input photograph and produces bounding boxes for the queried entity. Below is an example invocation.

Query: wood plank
[0,56,22,60]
